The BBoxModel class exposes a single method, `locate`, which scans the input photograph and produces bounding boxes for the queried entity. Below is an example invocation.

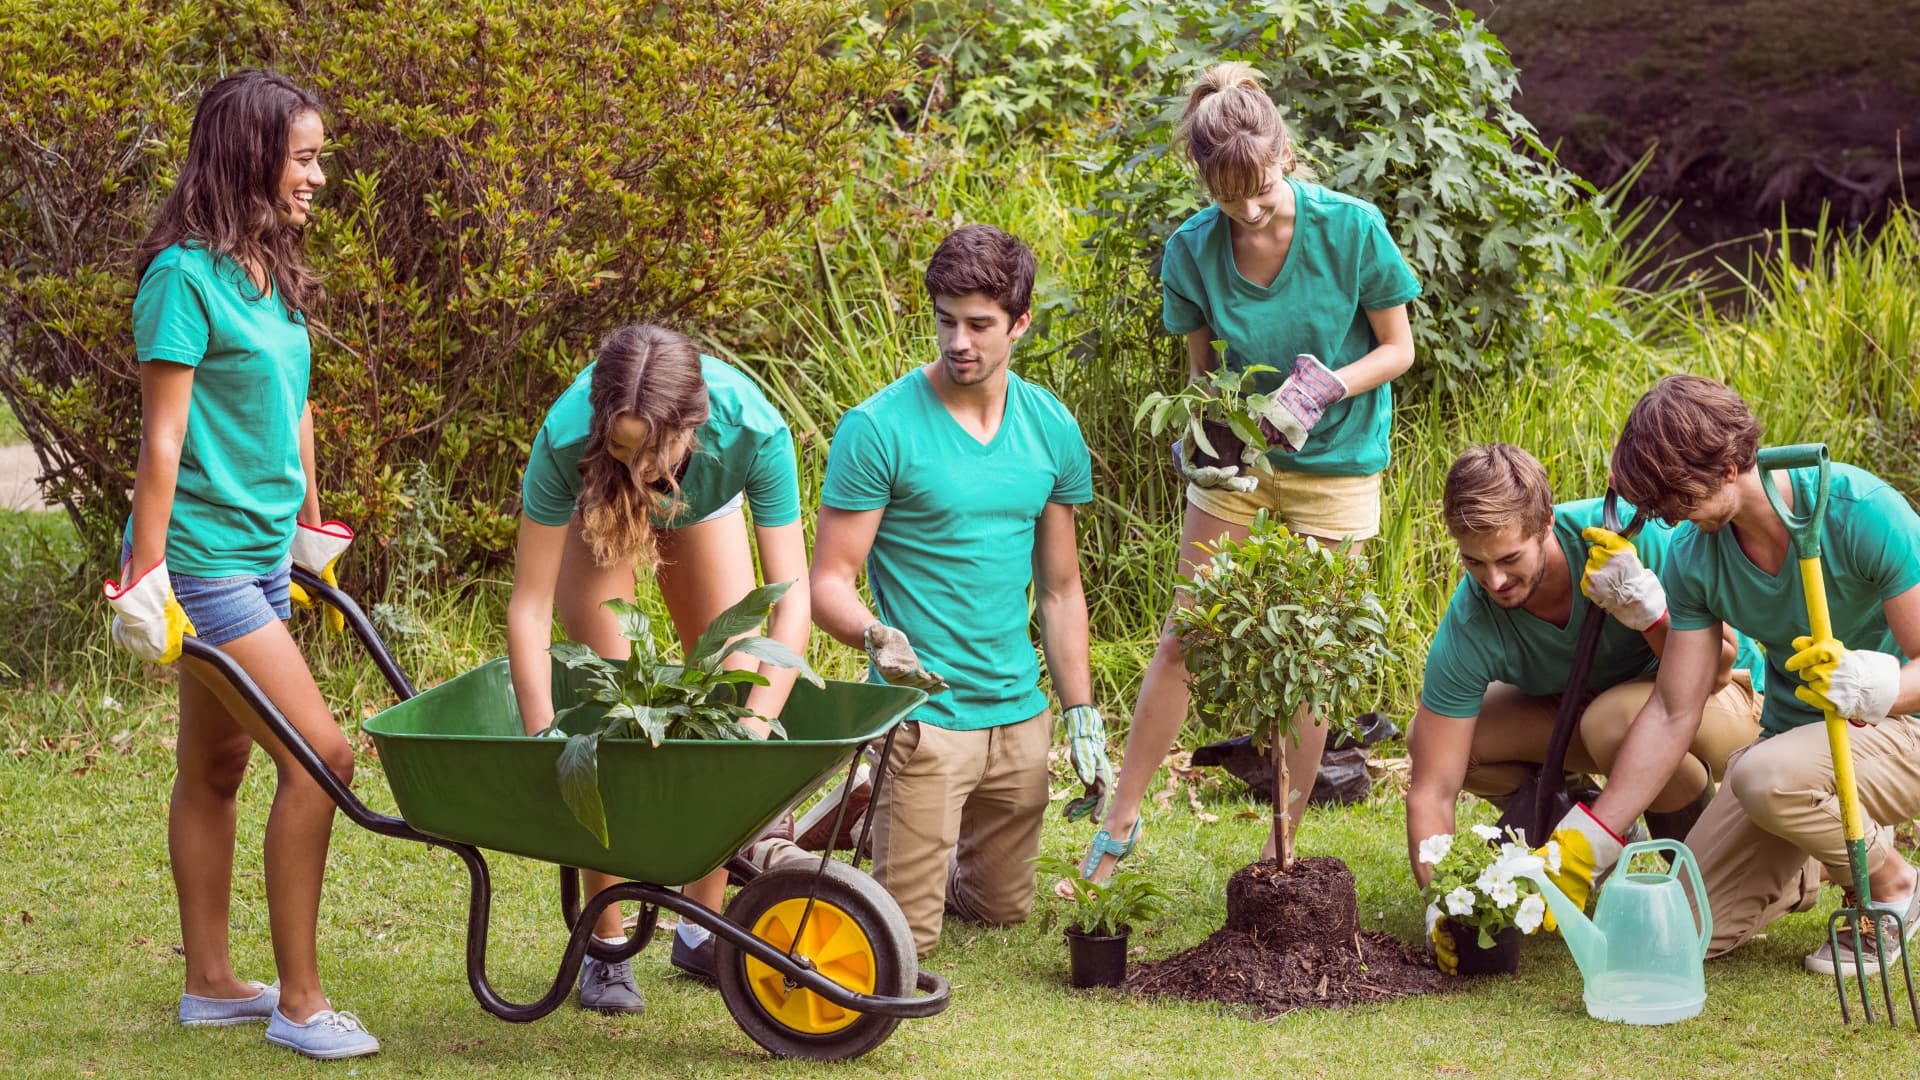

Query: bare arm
[1032,502,1092,710]
[1185,328,1218,381]
[127,362,196,574]
[1589,624,1722,834]
[507,515,568,734]
[1335,305,1416,397]
[810,505,886,649]
[297,403,321,526]
[742,518,811,722]
[1406,703,1475,888]
[1884,582,1920,715]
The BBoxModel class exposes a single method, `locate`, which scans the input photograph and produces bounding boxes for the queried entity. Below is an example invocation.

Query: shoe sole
[264,1033,381,1060]
[181,1015,272,1028]
[578,1000,647,1014]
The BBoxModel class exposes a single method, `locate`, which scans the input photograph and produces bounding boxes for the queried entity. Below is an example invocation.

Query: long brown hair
[578,324,710,568]
[135,68,324,312]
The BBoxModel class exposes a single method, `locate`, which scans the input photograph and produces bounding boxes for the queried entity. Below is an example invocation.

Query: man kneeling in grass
[1408,443,1763,970]
[1542,375,1920,974]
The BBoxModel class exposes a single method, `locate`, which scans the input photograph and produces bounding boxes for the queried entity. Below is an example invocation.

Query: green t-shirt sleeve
[1419,591,1492,719]
[1049,409,1093,506]
[1355,209,1421,311]
[743,427,802,527]
[520,426,582,526]
[133,265,212,366]
[1160,239,1208,336]
[1850,482,1920,603]
[820,410,893,511]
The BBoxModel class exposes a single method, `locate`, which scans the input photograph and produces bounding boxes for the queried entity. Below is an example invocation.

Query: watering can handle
[1755,443,1830,561]
[1621,839,1713,960]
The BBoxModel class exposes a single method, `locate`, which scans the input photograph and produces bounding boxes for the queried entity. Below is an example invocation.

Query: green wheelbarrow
[182,568,949,1061]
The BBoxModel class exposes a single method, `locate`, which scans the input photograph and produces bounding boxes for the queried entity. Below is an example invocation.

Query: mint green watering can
[1522,840,1711,1025]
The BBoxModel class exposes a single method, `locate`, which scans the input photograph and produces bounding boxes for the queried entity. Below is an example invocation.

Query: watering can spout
[1521,869,1607,978]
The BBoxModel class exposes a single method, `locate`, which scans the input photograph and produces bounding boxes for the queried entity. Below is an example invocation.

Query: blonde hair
[1174,61,1300,202]
[577,325,709,569]
[1443,444,1554,538]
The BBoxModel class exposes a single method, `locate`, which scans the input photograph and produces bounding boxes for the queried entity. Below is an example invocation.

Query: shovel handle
[1756,443,1831,561]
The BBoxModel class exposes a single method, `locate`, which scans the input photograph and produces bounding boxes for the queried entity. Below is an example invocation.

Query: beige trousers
[869,711,1054,957]
[1693,716,1920,957]
[1463,674,1762,802]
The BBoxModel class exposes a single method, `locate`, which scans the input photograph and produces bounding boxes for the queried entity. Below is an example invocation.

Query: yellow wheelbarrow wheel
[716,860,916,1060]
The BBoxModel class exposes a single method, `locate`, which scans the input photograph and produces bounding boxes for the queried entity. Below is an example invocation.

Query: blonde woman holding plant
[1079,61,1420,883]
[507,324,809,1009]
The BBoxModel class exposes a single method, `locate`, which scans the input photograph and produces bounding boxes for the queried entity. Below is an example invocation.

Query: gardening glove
[288,519,353,635]
[1252,354,1346,454]
[1172,428,1260,493]
[1060,704,1114,822]
[1425,903,1460,976]
[863,621,949,693]
[1537,804,1624,918]
[1580,526,1667,632]
[103,558,196,664]
[1786,635,1903,723]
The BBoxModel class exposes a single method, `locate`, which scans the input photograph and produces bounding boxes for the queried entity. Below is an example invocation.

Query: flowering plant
[1418,824,1558,947]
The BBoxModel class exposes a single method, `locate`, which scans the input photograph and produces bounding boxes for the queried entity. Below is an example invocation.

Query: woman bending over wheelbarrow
[102,70,380,1059]
[1078,61,1420,885]
[507,323,810,1012]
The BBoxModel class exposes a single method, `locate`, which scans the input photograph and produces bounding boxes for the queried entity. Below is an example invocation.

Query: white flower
[1493,849,1545,881]
[1515,894,1546,934]
[1475,866,1506,895]
[1544,840,1562,875]
[1445,886,1476,917]
[1487,878,1520,909]
[1417,834,1454,865]
[1471,824,1501,841]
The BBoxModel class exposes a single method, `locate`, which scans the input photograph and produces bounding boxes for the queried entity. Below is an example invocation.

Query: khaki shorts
[1187,468,1383,541]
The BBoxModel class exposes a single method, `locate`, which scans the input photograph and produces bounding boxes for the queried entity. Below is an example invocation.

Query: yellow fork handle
[1800,555,1869,848]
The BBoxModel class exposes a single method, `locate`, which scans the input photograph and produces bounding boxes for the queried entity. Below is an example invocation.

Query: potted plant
[1035,855,1169,989]
[544,579,821,846]
[1135,364,1282,485]
[1417,825,1555,975]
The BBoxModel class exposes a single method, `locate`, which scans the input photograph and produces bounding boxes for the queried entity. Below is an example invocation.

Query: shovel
[1496,491,1640,847]
[1759,442,1920,1027]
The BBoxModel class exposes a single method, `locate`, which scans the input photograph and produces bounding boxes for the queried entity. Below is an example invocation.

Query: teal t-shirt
[1160,179,1421,478]
[820,369,1093,731]
[126,243,312,576]
[1421,499,1676,718]
[520,354,800,529]
[1667,463,1920,736]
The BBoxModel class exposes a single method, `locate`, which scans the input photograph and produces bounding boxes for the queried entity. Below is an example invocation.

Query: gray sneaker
[578,955,645,1014]
[180,980,279,1027]
[264,1008,380,1060]
[1805,890,1920,976]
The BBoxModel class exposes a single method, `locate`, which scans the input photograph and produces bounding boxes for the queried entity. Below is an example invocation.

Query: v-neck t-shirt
[126,243,312,576]
[819,368,1093,731]
[1159,179,1421,478]
[1421,500,1680,719]
[520,354,801,529]
[1666,463,1920,736]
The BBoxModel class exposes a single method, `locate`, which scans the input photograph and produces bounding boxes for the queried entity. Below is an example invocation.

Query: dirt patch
[1127,857,1451,1017]
[0,443,51,512]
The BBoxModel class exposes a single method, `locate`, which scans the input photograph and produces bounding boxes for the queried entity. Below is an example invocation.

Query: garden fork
[1760,443,1920,1027]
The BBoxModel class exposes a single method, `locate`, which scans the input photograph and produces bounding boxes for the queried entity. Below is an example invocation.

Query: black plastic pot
[1065,925,1130,988]
[1446,919,1521,976]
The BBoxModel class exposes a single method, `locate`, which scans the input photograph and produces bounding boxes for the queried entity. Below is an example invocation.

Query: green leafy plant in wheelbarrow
[547,580,822,846]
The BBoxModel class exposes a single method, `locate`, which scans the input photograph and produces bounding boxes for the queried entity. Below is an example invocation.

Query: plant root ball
[1223,856,1360,949]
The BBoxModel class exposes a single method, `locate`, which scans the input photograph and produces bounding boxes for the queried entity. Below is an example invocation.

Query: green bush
[0,0,904,588]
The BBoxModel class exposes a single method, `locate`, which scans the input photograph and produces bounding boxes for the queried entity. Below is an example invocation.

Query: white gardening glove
[1252,354,1347,454]
[288,519,353,635]
[863,621,949,693]
[1787,636,1903,723]
[1060,704,1114,822]
[1580,526,1667,632]
[1172,432,1260,492]
[103,558,196,664]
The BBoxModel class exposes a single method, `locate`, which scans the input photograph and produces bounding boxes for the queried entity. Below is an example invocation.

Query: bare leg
[181,619,355,1024]
[171,665,261,1000]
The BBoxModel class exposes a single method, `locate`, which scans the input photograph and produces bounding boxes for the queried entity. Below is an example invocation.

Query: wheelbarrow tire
[714,859,916,1061]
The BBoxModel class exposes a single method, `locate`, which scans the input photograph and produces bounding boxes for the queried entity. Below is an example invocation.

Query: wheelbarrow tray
[363,657,923,886]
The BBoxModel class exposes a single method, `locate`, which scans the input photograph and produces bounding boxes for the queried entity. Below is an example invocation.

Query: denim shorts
[121,542,292,646]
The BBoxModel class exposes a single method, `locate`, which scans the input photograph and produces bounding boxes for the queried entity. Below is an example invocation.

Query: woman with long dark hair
[104,69,379,1058]
[507,323,810,1011]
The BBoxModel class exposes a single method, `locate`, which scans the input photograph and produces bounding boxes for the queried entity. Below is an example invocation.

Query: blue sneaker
[578,955,645,1013]
[264,1008,380,1060]
[669,926,717,982]
[179,981,279,1027]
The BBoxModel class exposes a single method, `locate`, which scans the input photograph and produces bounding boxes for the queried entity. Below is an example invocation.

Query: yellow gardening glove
[1580,526,1667,632]
[1425,903,1460,976]
[1787,634,1903,722]
[288,519,353,635]
[1536,804,1624,927]
[104,557,197,664]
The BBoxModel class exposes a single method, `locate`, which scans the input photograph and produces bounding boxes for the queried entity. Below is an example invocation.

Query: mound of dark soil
[1127,857,1451,1017]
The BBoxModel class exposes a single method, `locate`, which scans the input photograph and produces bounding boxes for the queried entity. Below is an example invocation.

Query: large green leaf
[600,597,651,645]
[556,732,609,847]
[686,580,793,669]
[726,635,824,686]
[550,641,609,671]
